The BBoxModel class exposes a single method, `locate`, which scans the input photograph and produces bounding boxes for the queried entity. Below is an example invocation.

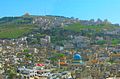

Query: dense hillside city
[0,14,120,79]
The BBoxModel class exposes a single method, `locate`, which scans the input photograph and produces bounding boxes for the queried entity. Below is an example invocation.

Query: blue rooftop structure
[73,53,82,60]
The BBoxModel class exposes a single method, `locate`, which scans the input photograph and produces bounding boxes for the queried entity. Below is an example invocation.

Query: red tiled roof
[36,64,45,66]
[59,62,68,66]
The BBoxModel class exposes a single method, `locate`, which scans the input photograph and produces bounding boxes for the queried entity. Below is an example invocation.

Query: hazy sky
[0,0,120,23]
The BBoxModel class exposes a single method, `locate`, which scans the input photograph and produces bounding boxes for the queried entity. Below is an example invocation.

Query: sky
[0,0,120,23]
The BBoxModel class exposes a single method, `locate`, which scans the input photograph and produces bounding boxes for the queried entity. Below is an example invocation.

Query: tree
[90,19,95,22]
[96,18,102,24]
[103,19,111,24]
[96,40,106,45]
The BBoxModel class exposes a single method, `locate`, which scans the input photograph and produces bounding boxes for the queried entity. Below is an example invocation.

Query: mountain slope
[0,15,119,39]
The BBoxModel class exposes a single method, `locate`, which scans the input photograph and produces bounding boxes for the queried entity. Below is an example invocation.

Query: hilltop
[0,14,119,39]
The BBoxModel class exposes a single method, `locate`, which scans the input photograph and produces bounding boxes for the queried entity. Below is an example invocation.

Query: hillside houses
[0,15,120,78]
[33,16,79,29]
[73,36,90,48]
[106,28,120,35]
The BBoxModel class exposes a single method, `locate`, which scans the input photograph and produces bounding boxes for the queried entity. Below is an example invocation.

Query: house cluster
[33,16,79,29]
[79,19,117,26]
[105,28,120,35]
[15,53,85,79]
[0,35,120,79]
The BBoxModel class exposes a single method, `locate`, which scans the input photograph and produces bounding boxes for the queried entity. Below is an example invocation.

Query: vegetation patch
[64,23,119,32]
[0,24,35,38]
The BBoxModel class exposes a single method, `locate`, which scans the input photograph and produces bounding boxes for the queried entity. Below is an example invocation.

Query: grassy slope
[0,24,35,38]
[64,23,119,32]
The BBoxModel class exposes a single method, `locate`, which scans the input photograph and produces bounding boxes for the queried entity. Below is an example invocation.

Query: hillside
[0,15,75,39]
[0,15,36,38]
[0,24,35,38]
[64,23,119,32]
[0,15,119,39]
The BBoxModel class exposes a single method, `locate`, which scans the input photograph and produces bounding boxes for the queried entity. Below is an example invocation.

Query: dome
[73,53,82,60]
